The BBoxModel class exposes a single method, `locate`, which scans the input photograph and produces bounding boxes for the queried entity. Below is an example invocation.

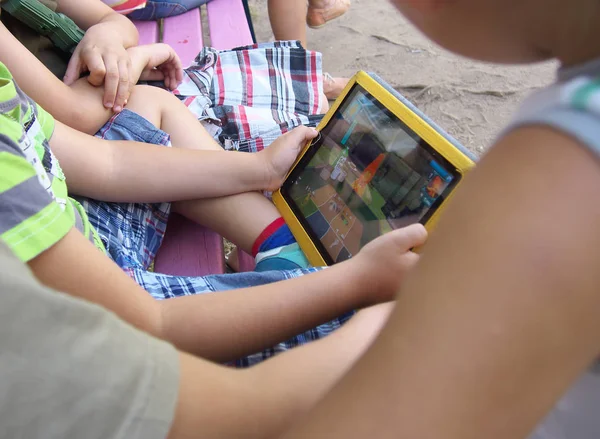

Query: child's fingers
[402,251,420,266]
[166,51,183,89]
[390,223,428,251]
[101,53,120,108]
[163,65,173,90]
[128,65,135,106]
[85,50,107,87]
[171,64,182,89]
[170,64,180,90]
[63,46,82,85]
[284,126,319,145]
[171,51,183,72]
[168,71,175,90]
[113,59,131,112]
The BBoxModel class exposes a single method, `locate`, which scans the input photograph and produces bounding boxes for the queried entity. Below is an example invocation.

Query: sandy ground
[249,0,557,156]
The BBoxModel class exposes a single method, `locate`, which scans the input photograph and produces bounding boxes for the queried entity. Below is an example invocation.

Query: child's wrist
[235,151,272,191]
[254,149,278,190]
[332,259,377,308]
[349,256,399,308]
[97,16,135,47]
[126,46,149,84]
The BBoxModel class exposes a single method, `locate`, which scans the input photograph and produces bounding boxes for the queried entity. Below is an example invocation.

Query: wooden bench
[132,0,256,276]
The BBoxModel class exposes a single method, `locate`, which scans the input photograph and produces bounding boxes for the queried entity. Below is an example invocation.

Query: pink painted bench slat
[206,0,253,50]
[132,0,256,276]
[153,212,226,276]
[162,8,203,67]
[133,19,158,43]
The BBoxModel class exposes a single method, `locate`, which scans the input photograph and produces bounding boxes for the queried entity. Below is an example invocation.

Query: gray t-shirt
[504,58,600,439]
[0,240,179,439]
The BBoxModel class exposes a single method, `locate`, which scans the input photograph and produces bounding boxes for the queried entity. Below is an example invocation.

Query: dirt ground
[248,0,557,156]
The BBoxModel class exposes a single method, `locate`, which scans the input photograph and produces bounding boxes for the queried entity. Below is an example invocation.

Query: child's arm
[127,43,183,91]
[58,0,139,111]
[10,229,396,439]
[49,119,314,199]
[279,127,600,438]
[168,303,394,439]
[1,24,180,134]
[29,214,425,362]
[57,0,137,46]
[0,22,113,134]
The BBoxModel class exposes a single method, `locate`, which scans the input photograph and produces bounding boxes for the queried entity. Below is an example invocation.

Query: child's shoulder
[504,58,600,156]
[0,63,73,262]
[0,61,64,200]
[0,62,55,141]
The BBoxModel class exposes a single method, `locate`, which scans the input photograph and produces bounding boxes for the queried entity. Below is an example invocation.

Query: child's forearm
[96,13,138,48]
[57,0,138,47]
[158,261,373,362]
[31,228,374,365]
[51,121,272,200]
[0,23,111,134]
[106,141,271,200]
[171,304,392,439]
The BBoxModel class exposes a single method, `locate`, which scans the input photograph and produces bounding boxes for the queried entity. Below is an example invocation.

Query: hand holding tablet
[273,71,476,266]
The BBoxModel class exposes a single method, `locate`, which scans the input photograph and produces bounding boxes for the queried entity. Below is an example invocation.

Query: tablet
[273,71,476,266]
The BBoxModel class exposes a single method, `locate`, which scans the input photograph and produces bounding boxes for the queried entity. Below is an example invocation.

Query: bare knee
[125,85,176,128]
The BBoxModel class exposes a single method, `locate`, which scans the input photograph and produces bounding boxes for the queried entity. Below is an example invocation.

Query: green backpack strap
[1,0,84,53]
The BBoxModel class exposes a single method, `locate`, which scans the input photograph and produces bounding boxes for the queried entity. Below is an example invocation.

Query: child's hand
[64,24,133,113]
[348,224,428,305]
[259,126,318,191]
[127,44,184,91]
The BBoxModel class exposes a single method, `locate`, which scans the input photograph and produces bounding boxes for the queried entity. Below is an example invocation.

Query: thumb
[392,223,428,251]
[63,48,82,85]
[283,126,319,146]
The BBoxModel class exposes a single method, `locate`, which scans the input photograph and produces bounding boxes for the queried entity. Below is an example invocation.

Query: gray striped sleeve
[0,133,54,234]
[507,107,600,159]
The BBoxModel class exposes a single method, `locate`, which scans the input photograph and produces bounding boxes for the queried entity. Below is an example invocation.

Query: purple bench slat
[132,19,158,44]
[162,8,203,67]
[133,1,256,275]
[207,0,254,49]
[141,10,226,276]
[237,250,256,272]
[206,0,255,272]
[153,213,226,276]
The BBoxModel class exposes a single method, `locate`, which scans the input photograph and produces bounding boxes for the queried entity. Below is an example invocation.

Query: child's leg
[268,0,308,48]
[124,85,304,263]
[306,0,351,29]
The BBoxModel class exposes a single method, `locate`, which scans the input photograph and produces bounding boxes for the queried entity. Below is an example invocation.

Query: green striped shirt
[0,62,104,261]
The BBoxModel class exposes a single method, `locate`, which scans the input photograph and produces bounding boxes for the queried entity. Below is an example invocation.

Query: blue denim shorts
[127,0,211,20]
[77,109,352,366]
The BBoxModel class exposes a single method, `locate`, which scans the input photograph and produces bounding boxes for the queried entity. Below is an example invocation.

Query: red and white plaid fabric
[102,0,147,14]
[173,41,326,152]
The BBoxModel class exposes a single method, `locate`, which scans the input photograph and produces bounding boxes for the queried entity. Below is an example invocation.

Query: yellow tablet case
[273,71,476,266]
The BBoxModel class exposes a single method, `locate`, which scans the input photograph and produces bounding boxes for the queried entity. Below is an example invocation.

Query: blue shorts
[127,0,211,20]
[76,109,352,367]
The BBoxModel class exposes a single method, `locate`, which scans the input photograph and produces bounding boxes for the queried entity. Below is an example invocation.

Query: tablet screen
[281,84,461,264]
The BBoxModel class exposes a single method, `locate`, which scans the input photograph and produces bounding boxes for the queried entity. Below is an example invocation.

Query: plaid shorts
[174,41,325,152]
[77,109,353,367]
